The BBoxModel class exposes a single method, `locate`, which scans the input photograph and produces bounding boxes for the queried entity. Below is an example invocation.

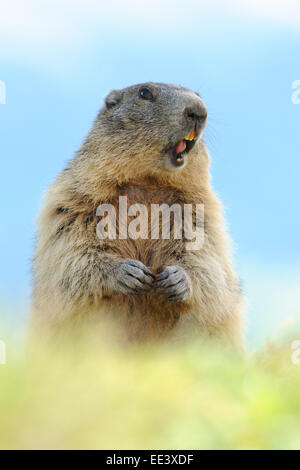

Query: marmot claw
[116,259,155,295]
[153,266,191,302]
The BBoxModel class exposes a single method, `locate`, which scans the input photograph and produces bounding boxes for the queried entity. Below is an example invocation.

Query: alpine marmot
[32,82,244,346]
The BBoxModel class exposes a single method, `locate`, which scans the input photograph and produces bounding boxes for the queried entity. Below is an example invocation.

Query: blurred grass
[0,324,300,450]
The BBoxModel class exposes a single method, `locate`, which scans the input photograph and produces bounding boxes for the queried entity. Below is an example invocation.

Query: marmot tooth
[184,129,195,141]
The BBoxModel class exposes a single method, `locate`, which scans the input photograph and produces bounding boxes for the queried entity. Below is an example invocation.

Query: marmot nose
[184,104,208,125]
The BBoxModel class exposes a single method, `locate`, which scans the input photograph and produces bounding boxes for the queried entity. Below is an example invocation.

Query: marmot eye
[139,88,153,100]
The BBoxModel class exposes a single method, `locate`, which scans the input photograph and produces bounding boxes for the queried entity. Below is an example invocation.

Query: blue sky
[0,0,299,345]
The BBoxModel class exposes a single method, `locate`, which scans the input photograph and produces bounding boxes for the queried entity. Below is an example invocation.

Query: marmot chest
[118,183,185,208]
[106,184,187,269]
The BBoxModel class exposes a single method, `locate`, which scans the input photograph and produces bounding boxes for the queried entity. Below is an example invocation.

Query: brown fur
[31,83,244,346]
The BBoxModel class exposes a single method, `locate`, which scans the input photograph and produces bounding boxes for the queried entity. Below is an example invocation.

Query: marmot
[32,82,244,346]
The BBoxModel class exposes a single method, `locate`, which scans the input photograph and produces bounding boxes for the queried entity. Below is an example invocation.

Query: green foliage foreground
[0,328,299,450]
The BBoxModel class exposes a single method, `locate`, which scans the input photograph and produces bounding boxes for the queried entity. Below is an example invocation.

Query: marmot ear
[105,89,122,109]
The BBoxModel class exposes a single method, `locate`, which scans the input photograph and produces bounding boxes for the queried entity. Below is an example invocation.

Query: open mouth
[171,129,196,167]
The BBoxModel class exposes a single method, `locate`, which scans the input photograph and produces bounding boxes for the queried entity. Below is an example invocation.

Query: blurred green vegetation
[0,326,299,450]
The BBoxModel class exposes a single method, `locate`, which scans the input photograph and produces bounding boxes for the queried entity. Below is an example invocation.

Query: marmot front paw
[153,266,191,302]
[116,259,155,295]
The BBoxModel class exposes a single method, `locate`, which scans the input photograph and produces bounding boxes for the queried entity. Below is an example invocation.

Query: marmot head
[95,82,207,173]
